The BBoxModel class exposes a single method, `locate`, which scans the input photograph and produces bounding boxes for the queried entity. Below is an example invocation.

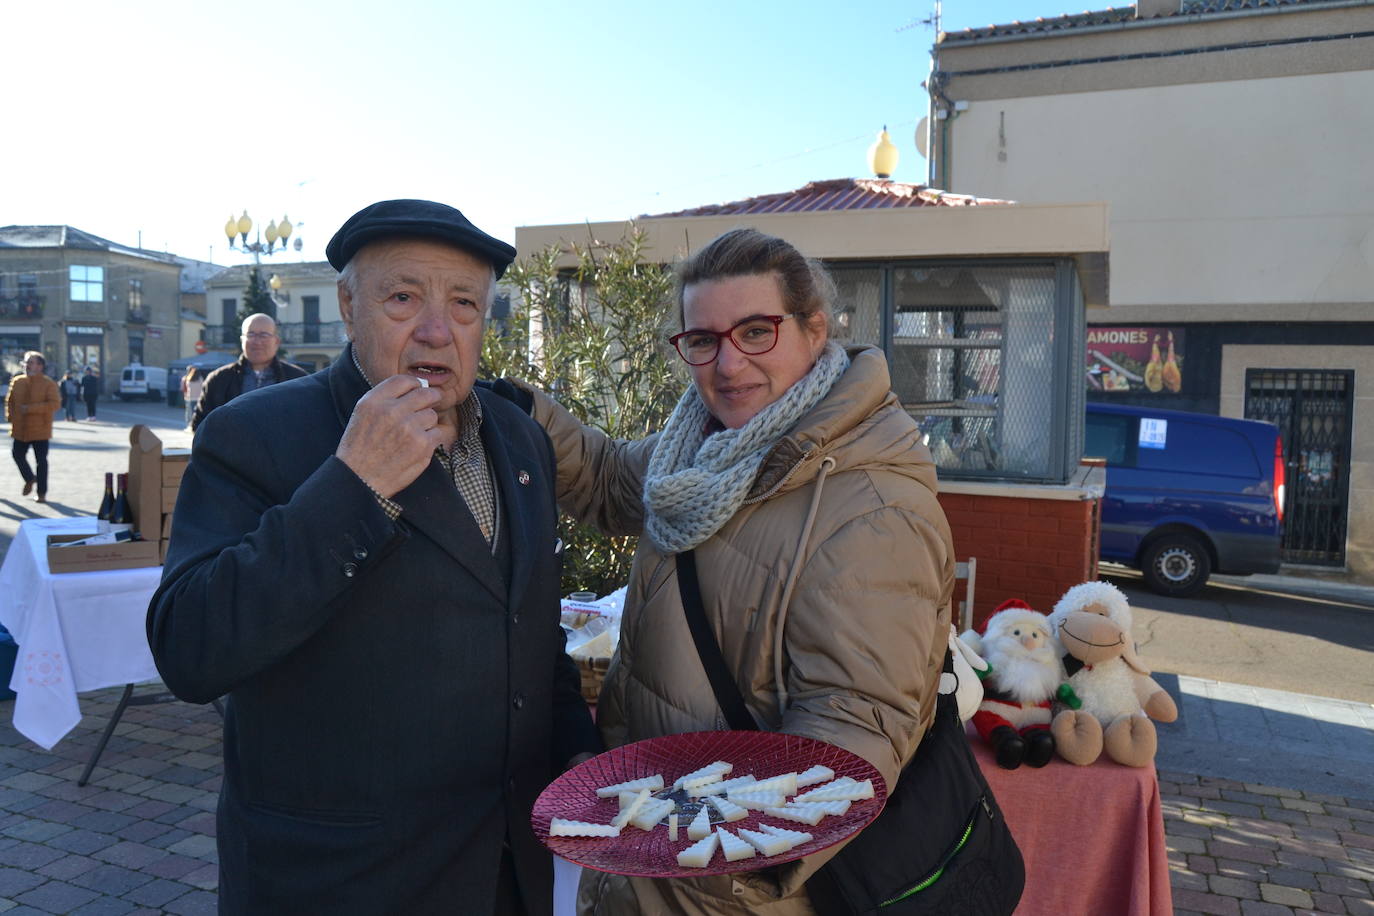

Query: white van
[116,364,169,401]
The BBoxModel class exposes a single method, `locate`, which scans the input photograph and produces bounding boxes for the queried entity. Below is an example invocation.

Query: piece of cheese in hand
[549,818,621,837]
[716,827,758,862]
[595,775,664,798]
[674,761,733,790]
[687,805,714,840]
[705,795,748,822]
[610,788,651,830]
[737,827,793,857]
[676,832,719,868]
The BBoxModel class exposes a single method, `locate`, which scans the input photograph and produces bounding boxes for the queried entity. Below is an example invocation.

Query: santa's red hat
[977,598,1033,635]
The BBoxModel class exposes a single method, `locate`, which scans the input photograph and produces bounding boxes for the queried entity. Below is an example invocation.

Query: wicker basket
[578,654,611,703]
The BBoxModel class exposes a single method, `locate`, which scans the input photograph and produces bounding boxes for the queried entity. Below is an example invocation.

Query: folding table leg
[79,683,135,787]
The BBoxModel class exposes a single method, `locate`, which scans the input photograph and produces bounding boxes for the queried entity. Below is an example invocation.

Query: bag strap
[676,550,759,732]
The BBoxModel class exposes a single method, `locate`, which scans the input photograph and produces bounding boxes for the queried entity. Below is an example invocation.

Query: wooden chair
[956,557,977,633]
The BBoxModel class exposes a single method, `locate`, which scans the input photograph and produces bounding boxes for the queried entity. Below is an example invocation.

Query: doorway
[1244,369,1353,566]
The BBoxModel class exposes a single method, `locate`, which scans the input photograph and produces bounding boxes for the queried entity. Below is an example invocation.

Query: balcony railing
[204,320,348,349]
[0,296,44,319]
[127,305,150,324]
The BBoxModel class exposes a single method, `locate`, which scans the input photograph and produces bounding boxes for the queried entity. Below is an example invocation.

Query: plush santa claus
[961,599,1065,770]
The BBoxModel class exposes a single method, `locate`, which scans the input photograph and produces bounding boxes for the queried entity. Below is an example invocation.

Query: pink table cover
[971,737,1172,916]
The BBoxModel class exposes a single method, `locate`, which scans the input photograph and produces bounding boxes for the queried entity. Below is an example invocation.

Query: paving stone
[1308,815,1355,832]
[1210,841,1279,866]
[1284,798,1332,815]
[1266,867,1319,890]
[0,868,45,898]
[1264,807,1314,826]
[162,889,217,915]
[1210,875,1261,899]
[22,799,93,824]
[0,842,67,870]
[166,835,216,861]
[180,863,218,890]
[92,841,168,870]
[1217,859,1270,881]
[139,785,199,806]
[1172,869,1211,890]
[69,898,140,915]
[120,801,175,821]
[1316,873,1370,897]
[47,829,119,856]
[1261,884,1315,908]
[113,820,171,845]
[1,820,71,843]
[1305,889,1348,913]
[1247,785,1303,799]
[1172,836,1210,854]
[1169,819,1218,840]
[172,812,215,835]
[139,855,206,881]
[145,828,193,850]
[122,877,194,908]
[13,879,101,913]
[1173,888,1242,915]
[0,773,61,793]
[36,853,101,882]
[1190,855,1220,874]
[1276,851,1328,871]
[1239,901,1300,915]
[70,862,155,896]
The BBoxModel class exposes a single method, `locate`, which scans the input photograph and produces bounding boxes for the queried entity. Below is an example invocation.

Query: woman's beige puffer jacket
[529,346,955,916]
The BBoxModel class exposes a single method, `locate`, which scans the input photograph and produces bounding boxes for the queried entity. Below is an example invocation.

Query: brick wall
[939,490,1101,630]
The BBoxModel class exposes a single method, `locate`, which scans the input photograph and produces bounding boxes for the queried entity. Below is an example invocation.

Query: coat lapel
[479,394,541,614]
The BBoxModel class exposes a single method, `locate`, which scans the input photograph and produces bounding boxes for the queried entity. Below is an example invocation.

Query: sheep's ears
[1121,641,1151,676]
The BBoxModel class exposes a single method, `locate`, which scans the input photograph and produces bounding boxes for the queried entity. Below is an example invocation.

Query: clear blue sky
[6,1,1084,265]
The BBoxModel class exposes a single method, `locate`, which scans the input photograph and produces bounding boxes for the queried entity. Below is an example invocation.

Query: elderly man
[148,200,601,915]
[190,312,307,430]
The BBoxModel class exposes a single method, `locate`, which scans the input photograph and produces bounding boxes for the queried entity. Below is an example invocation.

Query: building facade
[202,261,346,372]
[0,226,199,392]
[933,0,1374,578]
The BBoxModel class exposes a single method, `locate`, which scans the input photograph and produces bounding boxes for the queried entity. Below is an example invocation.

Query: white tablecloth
[0,518,162,749]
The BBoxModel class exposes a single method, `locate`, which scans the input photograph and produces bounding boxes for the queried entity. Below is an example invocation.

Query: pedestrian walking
[181,366,203,429]
[60,371,80,422]
[80,367,99,419]
[6,351,60,503]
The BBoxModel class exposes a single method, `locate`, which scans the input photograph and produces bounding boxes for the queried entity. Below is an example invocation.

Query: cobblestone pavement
[0,686,219,915]
[1161,771,1374,916]
[0,685,1371,914]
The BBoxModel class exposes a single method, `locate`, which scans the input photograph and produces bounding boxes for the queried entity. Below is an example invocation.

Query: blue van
[1085,403,1285,596]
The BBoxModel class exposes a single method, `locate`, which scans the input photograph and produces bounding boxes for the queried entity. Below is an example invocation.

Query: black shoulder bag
[676,549,1024,915]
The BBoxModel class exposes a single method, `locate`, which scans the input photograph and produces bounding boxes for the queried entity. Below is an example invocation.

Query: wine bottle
[97,472,115,533]
[109,473,134,534]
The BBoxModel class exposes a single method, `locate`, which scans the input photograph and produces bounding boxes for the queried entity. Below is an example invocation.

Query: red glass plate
[532,730,886,878]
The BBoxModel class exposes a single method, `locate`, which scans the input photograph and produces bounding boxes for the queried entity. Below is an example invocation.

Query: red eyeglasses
[668,313,801,366]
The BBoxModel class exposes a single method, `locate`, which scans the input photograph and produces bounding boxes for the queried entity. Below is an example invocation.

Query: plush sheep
[1047,581,1178,767]
[961,599,1063,769]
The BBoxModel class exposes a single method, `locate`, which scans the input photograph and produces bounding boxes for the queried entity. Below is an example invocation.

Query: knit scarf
[643,342,850,553]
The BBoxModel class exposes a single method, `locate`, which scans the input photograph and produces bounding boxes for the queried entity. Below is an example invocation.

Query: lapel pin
[518,470,531,485]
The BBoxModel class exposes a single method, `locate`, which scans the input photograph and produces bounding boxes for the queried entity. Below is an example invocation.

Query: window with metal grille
[829,260,1084,483]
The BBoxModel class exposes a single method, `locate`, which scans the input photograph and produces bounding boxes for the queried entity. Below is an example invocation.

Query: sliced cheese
[795,765,835,788]
[705,795,748,822]
[737,827,793,857]
[676,832,719,868]
[747,772,798,796]
[668,813,679,841]
[596,774,664,798]
[687,805,714,840]
[758,822,814,846]
[629,797,676,831]
[674,761,733,790]
[689,774,755,797]
[610,787,651,830]
[549,818,621,837]
[761,805,827,826]
[795,779,874,803]
[716,827,757,862]
[723,789,788,809]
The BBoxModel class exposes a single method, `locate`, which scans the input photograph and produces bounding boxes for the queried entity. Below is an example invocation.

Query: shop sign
[1086,326,1185,394]
[66,326,105,336]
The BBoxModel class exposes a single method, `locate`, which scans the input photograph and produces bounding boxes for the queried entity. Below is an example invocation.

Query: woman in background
[181,367,203,430]
[508,229,954,914]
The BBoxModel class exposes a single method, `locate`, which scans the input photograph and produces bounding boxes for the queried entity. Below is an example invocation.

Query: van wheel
[1141,535,1211,597]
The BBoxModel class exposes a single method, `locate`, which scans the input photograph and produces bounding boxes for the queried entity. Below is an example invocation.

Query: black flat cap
[325,199,517,278]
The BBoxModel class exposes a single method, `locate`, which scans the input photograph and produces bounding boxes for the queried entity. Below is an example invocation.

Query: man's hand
[337,375,445,498]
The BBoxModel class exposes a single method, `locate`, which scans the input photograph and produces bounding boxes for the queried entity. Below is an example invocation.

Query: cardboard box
[161,454,189,487]
[160,539,170,565]
[161,486,179,513]
[47,534,160,573]
[161,514,173,539]
[128,425,164,539]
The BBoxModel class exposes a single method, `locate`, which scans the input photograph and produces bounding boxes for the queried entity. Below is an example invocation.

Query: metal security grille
[1244,369,1353,566]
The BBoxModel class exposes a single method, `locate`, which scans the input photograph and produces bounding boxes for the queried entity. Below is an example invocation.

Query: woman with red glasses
[504,228,955,915]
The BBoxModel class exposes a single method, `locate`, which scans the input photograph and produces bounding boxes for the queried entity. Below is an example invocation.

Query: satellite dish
[915,117,929,159]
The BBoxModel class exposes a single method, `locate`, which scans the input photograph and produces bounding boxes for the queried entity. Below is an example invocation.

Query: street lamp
[220,210,301,319]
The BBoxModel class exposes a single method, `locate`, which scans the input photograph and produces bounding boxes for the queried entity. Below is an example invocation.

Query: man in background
[191,313,307,430]
[6,351,60,503]
[80,366,99,420]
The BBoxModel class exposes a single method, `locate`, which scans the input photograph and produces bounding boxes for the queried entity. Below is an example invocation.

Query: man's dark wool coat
[148,346,600,915]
